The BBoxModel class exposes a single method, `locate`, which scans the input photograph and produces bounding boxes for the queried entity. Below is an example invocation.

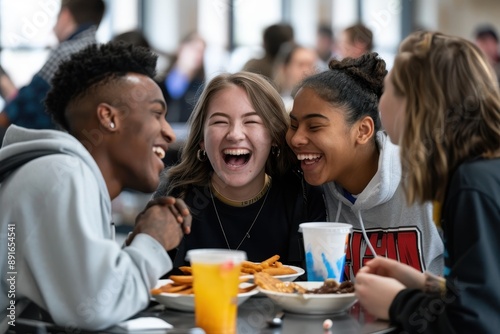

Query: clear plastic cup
[299,222,352,282]
[187,249,247,334]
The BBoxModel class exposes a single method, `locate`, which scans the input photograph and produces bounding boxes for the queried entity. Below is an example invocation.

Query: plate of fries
[240,264,304,282]
[239,255,305,282]
[151,279,258,312]
[176,255,304,282]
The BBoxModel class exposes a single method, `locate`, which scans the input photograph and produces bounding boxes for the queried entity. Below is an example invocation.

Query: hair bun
[328,52,387,98]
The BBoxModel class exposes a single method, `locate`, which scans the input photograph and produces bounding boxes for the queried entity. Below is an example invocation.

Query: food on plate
[151,277,256,296]
[178,266,192,275]
[151,255,300,296]
[307,278,355,294]
[151,282,193,295]
[169,275,194,285]
[254,272,307,293]
[177,254,298,277]
[255,273,355,294]
[241,254,298,275]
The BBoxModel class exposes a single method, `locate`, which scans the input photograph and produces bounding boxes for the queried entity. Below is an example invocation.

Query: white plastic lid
[298,222,353,233]
[186,248,247,264]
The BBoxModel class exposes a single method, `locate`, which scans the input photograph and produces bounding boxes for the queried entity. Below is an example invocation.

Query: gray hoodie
[324,132,444,280]
[0,125,171,330]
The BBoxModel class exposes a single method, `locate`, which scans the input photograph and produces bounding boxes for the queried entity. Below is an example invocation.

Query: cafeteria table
[13,296,396,333]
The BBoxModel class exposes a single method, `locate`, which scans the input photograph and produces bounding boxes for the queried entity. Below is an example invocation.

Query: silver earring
[110,122,115,129]
[197,149,207,162]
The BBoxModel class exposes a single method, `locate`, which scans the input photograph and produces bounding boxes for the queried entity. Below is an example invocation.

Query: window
[0,0,140,108]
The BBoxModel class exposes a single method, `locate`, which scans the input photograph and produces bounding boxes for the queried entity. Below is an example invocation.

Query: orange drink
[187,249,246,334]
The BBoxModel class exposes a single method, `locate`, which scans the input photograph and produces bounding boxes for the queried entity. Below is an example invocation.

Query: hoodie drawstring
[335,199,343,222]
[336,198,377,265]
[356,210,377,258]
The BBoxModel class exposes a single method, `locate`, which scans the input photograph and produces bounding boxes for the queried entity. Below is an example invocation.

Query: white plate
[152,279,258,312]
[258,281,357,315]
[241,265,305,282]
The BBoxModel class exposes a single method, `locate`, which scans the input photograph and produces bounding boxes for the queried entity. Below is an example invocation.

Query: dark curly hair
[294,52,387,132]
[45,42,158,131]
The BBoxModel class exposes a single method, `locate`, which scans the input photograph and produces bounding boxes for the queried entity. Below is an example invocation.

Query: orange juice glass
[187,249,246,334]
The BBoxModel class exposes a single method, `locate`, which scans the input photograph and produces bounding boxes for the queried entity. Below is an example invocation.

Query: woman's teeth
[223,148,250,155]
[297,153,321,161]
[153,146,165,159]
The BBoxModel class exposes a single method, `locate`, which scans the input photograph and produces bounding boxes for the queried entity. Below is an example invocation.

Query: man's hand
[126,196,191,250]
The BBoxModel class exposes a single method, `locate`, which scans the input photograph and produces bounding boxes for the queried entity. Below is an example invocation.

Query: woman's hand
[355,272,405,319]
[354,257,426,320]
[358,257,426,289]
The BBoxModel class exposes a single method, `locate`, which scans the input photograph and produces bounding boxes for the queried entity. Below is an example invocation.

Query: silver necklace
[209,186,270,250]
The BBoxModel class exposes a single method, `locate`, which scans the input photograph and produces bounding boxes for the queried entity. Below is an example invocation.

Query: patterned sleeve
[3,74,53,129]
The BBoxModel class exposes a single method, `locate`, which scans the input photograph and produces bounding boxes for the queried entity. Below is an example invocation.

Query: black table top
[12,296,395,334]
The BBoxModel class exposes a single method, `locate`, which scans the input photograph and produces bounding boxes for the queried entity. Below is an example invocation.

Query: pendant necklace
[209,179,271,250]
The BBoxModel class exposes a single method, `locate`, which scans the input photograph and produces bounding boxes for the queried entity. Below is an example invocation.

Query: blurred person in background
[316,24,336,69]
[474,24,500,84]
[0,65,17,102]
[156,32,206,124]
[0,65,17,143]
[337,23,373,59]
[112,29,151,49]
[243,23,294,79]
[272,42,319,112]
[0,0,105,130]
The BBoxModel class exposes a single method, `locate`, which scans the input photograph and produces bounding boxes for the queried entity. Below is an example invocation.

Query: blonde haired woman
[356,31,500,332]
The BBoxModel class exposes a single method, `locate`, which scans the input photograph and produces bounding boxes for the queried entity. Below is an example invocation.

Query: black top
[169,169,326,270]
[389,158,500,333]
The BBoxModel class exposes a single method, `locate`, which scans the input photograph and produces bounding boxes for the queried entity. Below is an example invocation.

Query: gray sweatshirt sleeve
[6,156,172,330]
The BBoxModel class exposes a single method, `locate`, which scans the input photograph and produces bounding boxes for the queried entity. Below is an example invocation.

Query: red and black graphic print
[344,227,424,280]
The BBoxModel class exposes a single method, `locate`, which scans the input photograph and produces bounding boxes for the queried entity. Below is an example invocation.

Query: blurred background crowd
[0,0,498,232]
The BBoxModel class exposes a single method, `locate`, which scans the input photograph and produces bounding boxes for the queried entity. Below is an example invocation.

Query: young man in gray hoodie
[0,42,191,331]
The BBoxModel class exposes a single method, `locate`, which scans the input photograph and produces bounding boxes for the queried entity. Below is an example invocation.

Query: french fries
[151,278,256,296]
[240,255,297,276]
[150,255,294,296]
[254,272,307,294]
[151,282,193,295]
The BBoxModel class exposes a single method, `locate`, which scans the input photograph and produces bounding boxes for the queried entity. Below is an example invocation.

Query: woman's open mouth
[223,148,251,167]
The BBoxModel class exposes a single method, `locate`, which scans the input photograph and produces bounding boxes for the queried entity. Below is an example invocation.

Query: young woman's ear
[356,116,375,144]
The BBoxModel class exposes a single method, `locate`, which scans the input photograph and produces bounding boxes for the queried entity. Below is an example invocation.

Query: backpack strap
[0,150,58,183]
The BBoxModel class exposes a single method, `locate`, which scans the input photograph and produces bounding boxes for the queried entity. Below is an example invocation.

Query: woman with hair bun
[286,52,444,281]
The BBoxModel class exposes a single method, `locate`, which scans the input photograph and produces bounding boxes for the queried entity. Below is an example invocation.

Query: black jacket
[389,158,500,333]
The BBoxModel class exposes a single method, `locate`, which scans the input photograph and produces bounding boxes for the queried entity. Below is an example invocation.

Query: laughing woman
[154,71,326,269]
[286,53,444,280]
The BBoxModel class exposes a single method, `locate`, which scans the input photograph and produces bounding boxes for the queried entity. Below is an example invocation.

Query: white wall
[416,0,500,40]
